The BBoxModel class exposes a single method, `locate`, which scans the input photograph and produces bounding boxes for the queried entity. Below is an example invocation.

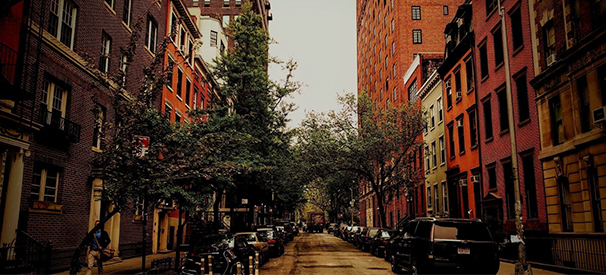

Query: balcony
[37,107,81,145]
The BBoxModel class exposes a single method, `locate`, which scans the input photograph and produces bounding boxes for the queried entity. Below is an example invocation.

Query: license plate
[457,247,470,254]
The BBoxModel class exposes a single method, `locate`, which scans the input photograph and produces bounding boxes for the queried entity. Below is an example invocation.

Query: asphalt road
[260,231,391,275]
[260,231,564,275]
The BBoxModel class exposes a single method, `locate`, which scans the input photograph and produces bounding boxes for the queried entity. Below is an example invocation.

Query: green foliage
[295,92,425,227]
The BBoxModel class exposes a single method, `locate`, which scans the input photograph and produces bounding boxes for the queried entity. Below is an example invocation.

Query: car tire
[410,256,420,275]
[391,256,402,274]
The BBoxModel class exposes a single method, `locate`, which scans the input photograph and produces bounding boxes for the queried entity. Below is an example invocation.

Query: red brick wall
[18,0,166,270]
[473,0,547,233]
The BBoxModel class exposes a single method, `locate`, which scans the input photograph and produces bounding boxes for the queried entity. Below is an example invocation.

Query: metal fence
[0,230,52,274]
[502,234,606,273]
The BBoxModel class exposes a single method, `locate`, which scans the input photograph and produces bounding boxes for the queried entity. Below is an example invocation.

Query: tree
[296,93,425,228]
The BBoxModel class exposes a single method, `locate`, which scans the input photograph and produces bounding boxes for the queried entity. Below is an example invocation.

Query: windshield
[433,222,493,241]
[380,231,390,238]
[259,230,275,239]
[368,229,379,237]
[193,235,233,250]
[241,233,257,242]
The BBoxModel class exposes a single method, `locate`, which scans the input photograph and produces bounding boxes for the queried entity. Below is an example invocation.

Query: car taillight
[188,252,195,257]
[267,239,276,244]
[381,239,387,244]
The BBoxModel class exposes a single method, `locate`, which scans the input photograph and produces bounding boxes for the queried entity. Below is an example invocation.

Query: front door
[167,226,175,250]
[448,181,461,217]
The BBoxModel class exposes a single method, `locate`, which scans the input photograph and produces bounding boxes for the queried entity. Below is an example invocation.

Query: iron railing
[0,230,52,274]
[501,234,606,273]
[38,108,81,143]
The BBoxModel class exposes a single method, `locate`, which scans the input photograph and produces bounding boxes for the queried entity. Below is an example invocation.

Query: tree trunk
[69,207,121,274]
[213,190,221,233]
[175,209,188,271]
[376,191,388,228]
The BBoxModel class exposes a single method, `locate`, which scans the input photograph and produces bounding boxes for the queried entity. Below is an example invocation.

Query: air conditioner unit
[459,179,467,187]
[180,45,186,52]
[470,175,480,183]
[445,81,451,90]
[457,120,463,128]
[455,91,462,100]
[593,106,606,124]
[546,54,556,66]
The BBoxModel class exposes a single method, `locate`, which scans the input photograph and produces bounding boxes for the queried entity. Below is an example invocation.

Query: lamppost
[497,0,531,274]
[350,187,354,225]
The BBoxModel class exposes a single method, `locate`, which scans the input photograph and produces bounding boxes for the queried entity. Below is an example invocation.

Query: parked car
[370,228,395,257]
[360,227,383,252]
[180,234,257,275]
[275,225,293,242]
[256,227,284,257]
[342,226,353,241]
[384,229,402,262]
[347,226,360,243]
[390,218,500,274]
[353,226,367,247]
[235,232,270,265]
[327,223,338,234]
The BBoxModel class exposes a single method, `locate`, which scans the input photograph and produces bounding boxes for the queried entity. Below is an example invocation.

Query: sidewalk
[53,252,185,275]
[499,261,563,275]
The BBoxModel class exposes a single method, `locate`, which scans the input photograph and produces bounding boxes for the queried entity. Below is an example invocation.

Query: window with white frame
[434,184,440,213]
[437,97,443,123]
[41,79,67,129]
[431,141,437,169]
[413,29,422,44]
[412,6,421,20]
[99,32,111,73]
[427,186,432,207]
[119,54,128,85]
[223,15,230,28]
[185,79,192,108]
[442,181,448,212]
[123,0,132,26]
[430,105,435,128]
[48,0,77,49]
[105,0,114,9]
[439,135,445,165]
[146,16,158,52]
[31,164,61,202]
[210,30,218,47]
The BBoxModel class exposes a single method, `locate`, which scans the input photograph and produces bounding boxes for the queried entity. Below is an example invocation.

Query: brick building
[437,2,481,220]
[472,0,547,240]
[525,0,606,271]
[0,0,176,270]
[356,0,463,227]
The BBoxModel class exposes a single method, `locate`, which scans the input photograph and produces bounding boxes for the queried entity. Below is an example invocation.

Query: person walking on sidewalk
[86,220,111,275]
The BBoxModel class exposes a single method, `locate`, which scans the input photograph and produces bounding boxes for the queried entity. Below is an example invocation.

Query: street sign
[241,198,248,205]
[134,135,150,157]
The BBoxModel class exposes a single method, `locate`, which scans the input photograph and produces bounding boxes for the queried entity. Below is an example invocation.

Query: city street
[261,232,564,275]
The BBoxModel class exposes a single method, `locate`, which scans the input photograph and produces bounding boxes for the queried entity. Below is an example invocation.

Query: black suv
[390,218,500,274]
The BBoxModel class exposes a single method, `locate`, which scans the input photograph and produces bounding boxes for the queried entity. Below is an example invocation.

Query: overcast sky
[267,0,357,129]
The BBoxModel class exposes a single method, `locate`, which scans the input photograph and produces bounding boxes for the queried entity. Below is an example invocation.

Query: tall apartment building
[189,0,271,33]
[356,0,462,226]
[472,0,546,241]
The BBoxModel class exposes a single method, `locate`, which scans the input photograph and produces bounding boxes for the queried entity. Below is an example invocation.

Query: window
[486,0,497,15]
[437,97,443,123]
[210,30,218,47]
[223,15,230,28]
[185,79,191,107]
[122,0,132,26]
[465,58,474,91]
[578,75,591,133]
[204,0,210,7]
[487,165,497,190]
[180,27,186,49]
[599,65,606,106]
[48,0,77,49]
[176,69,183,98]
[413,29,422,44]
[425,145,430,172]
[448,124,455,159]
[235,0,241,6]
[457,116,465,154]
[443,6,449,15]
[493,26,504,67]
[408,79,417,102]
[445,77,452,108]
[193,87,199,110]
[516,74,530,122]
[119,54,128,85]
[522,154,539,219]
[170,12,178,38]
[164,103,172,119]
[220,40,225,53]
[431,141,437,169]
[497,89,509,132]
[166,56,174,89]
[439,136,445,164]
[224,0,230,7]
[543,22,555,66]
[412,6,421,20]
[145,16,158,52]
[427,186,432,208]
[442,181,448,213]
[175,112,182,123]
[92,105,105,149]
[134,197,145,221]
[31,164,61,202]
[105,0,114,9]
[549,95,564,145]
[479,42,489,79]
[434,184,440,213]
[99,33,111,73]
[483,99,493,140]
[504,160,515,219]
[511,7,523,50]
[430,105,435,128]
[559,176,573,232]
[469,109,477,148]
[393,88,397,101]
[41,79,67,129]
[454,69,462,99]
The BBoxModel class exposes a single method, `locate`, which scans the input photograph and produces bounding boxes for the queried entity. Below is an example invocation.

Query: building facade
[437,2,481,220]
[472,0,547,240]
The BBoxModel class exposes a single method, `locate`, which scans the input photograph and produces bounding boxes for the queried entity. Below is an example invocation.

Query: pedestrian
[86,220,111,275]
